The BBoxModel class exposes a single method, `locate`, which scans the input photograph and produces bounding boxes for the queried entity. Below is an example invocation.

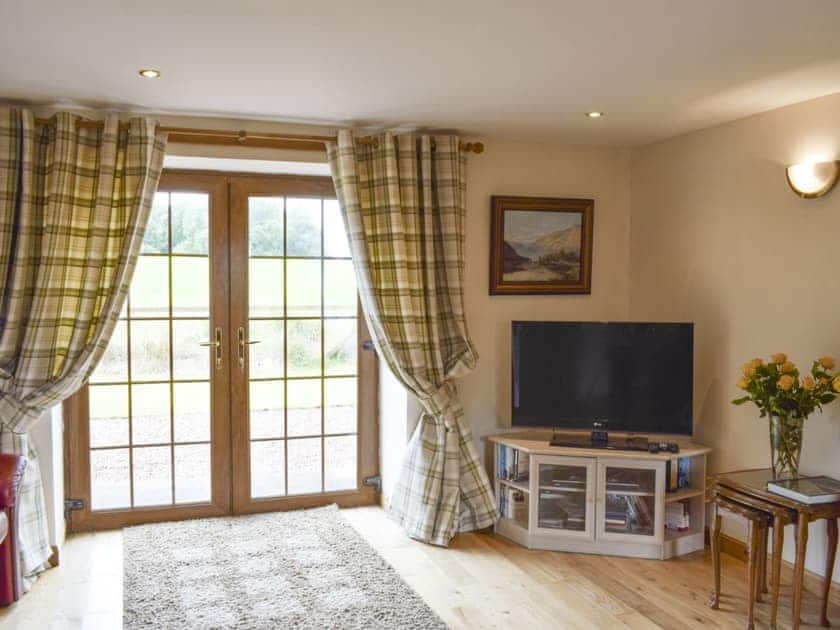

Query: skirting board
[708,530,840,606]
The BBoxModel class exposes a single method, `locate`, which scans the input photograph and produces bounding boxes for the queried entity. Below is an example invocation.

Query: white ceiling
[3,0,840,146]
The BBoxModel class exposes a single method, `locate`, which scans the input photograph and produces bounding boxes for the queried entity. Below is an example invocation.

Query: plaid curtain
[327,130,498,546]
[0,109,166,585]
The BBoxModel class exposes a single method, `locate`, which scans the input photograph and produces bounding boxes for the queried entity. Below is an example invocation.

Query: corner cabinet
[490,433,711,560]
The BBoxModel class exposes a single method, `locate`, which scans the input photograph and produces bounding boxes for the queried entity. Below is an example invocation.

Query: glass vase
[769,415,803,479]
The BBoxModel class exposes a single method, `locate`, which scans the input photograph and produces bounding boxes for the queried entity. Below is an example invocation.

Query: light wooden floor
[1,506,838,629]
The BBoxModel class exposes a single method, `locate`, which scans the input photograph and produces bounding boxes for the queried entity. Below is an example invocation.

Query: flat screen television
[512,321,693,436]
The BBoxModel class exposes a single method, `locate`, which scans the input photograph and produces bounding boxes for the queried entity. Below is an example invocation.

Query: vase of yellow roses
[732,353,840,479]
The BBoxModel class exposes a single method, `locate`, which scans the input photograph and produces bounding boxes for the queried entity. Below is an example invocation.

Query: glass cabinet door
[534,456,595,539]
[597,459,664,542]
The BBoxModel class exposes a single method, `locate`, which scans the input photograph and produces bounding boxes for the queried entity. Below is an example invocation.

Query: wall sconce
[785,161,840,198]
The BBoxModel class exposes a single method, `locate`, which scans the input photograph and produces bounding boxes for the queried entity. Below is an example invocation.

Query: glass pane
[324,319,356,376]
[287,438,321,495]
[171,257,209,318]
[249,259,283,317]
[323,260,356,317]
[130,320,170,382]
[129,256,169,317]
[249,196,284,256]
[538,464,586,531]
[89,385,129,448]
[250,380,284,439]
[324,378,356,435]
[325,435,356,491]
[287,319,321,377]
[323,199,350,258]
[248,320,284,378]
[286,197,321,257]
[174,444,211,503]
[172,320,210,380]
[250,440,285,499]
[605,493,655,536]
[131,383,171,445]
[605,467,656,494]
[287,379,321,437]
[539,489,585,531]
[171,193,209,255]
[173,382,210,443]
[604,467,656,536]
[133,446,173,507]
[286,259,321,317]
[142,193,169,254]
[90,320,128,383]
[90,449,130,510]
[539,464,583,490]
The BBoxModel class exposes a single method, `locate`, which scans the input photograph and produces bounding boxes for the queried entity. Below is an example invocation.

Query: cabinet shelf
[664,487,705,503]
[605,489,655,497]
[538,485,586,493]
[498,478,530,492]
[665,527,701,541]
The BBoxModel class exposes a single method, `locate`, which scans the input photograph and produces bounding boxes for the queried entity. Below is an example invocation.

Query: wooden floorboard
[1,505,837,629]
[343,506,840,629]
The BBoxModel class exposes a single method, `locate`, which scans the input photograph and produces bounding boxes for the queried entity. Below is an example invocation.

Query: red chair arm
[0,454,26,510]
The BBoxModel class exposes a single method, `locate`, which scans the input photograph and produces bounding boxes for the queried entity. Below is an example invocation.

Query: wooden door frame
[65,172,232,532]
[228,174,378,515]
[65,170,378,532]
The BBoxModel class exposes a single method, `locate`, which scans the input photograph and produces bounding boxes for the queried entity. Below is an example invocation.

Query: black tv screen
[512,321,693,435]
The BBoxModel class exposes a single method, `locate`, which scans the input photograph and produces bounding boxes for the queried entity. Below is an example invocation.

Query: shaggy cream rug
[123,505,446,629]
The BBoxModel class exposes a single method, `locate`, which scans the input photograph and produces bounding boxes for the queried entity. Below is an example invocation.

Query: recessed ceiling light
[138,68,161,79]
[586,111,604,118]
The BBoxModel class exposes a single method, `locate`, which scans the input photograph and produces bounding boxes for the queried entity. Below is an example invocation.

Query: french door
[65,171,377,531]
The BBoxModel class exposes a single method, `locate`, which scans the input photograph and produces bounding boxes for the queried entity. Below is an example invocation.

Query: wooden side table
[714,469,840,630]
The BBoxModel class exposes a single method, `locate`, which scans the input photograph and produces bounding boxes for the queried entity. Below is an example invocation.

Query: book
[767,476,840,504]
[665,501,690,531]
[677,457,690,489]
[665,457,691,492]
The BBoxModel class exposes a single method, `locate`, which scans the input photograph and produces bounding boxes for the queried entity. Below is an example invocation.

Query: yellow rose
[820,357,837,370]
[742,363,756,377]
[750,358,764,368]
[820,377,830,386]
[771,353,788,364]
[833,376,840,393]
[737,378,749,390]
[802,376,816,391]
[780,361,796,374]
[777,375,795,391]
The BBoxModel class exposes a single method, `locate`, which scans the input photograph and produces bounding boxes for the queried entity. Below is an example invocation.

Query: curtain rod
[31,118,485,154]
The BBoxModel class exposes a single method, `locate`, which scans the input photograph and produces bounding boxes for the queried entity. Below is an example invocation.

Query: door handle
[199,327,223,370]
[237,326,261,372]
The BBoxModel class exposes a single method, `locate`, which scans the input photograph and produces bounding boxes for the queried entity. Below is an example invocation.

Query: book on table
[767,476,840,504]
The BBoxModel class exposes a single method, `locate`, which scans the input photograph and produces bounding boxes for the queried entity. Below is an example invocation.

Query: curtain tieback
[0,395,42,434]
[419,383,462,431]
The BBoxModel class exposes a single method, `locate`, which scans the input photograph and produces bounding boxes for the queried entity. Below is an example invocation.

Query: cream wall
[629,91,840,580]
[459,141,632,446]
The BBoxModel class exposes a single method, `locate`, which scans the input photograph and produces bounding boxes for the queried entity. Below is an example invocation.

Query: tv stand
[488,432,711,560]
[550,431,650,452]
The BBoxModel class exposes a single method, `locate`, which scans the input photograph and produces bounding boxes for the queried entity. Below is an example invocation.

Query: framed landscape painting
[489,196,593,295]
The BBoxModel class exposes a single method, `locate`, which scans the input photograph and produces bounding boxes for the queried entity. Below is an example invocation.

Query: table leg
[820,517,838,627]
[747,521,757,630]
[710,503,722,610]
[760,525,769,595]
[793,511,809,630]
[770,516,784,630]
